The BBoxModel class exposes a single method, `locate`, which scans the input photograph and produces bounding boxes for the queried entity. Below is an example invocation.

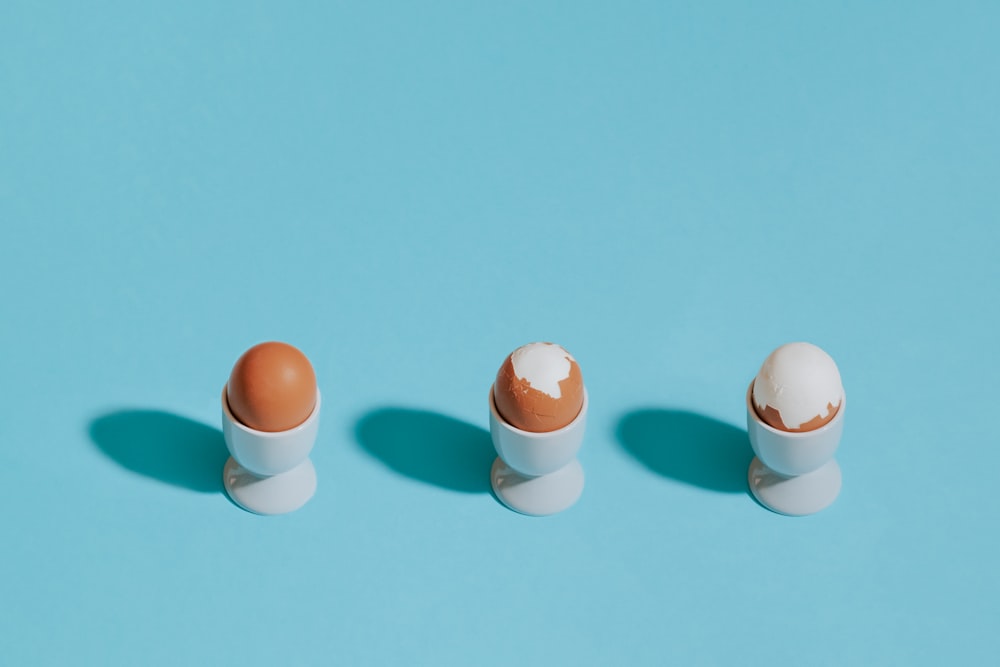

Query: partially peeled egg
[752,342,843,433]
[493,342,585,433]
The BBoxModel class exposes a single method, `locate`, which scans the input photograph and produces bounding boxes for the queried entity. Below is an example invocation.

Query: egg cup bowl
[746,381,844,516]
[221,386,320,515]
[488,385,587,516]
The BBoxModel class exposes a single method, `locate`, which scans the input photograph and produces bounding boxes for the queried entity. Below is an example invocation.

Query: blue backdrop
[2,2,997,665]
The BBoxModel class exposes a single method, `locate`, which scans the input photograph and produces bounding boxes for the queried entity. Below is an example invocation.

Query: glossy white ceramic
[224,457,317,515]
[748,457,841,516]
[746,381,844,515]
[491,457,584,516]
[489,386,587,477]
[488,385,587,516]
[221,386,320,477]
[221,386,320,515]
[746,382,844,477]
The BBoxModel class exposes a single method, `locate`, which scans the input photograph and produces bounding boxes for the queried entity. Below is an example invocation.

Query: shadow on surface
[355,408,494,493]
[89,410,228,493]
[616,408,752,493]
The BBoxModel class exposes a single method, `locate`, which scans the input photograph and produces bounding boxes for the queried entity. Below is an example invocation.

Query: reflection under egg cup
[221,387,320,515]
[746,382,844,516]
[488,386,587,516]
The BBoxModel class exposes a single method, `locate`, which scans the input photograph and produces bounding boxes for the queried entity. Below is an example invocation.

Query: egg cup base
[223,456,317,515]
[748,456,841,516]
[490,456,584,516]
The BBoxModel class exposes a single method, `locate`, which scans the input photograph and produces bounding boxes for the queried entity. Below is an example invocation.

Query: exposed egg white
[753,342,843,431]
[510,342,574,399]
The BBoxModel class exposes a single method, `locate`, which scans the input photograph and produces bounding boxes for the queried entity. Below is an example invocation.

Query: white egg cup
[746,382,844,516]
[488,386,587,516]
[221,386,320,515]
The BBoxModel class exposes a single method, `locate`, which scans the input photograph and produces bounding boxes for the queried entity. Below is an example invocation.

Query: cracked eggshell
[752,342,843,433]
[493,342,584,433]
[226,341,317,433]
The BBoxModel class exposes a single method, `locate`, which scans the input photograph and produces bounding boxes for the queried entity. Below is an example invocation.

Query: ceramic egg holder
[222,387,320,515]
[488,386,587,516]
[746,382,844,516]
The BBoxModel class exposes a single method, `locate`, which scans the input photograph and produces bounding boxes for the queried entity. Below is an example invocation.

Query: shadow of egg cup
[355,407,496,494]
[89,410,229,493]
[616,408,752,494]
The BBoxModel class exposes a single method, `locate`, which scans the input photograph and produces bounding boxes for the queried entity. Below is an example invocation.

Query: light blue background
[2,2,998,665]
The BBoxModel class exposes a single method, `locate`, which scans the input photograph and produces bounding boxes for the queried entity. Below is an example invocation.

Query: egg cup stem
[490,457,584,516]
[747,457,841,516]
[224,457,317,515]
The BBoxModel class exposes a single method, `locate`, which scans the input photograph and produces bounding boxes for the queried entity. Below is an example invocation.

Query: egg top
[493,342,585,433]
[227,341,317,432]
[752,342,843,433]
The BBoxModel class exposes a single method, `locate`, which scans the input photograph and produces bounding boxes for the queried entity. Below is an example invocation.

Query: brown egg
[494,342,585,433]
[226,342,317,432]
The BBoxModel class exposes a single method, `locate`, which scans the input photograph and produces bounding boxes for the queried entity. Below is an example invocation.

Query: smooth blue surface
[2,2,998,664]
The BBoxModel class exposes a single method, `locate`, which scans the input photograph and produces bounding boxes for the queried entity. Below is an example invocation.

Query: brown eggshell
[755,401,841,433]
[493,347,584,433]
[227,342,317,432]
